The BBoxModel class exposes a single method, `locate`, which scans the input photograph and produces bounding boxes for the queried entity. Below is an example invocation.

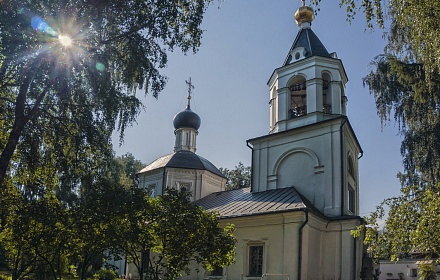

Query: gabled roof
[283,27,331,66]
[195,187,308,219]
[137,150,226,178]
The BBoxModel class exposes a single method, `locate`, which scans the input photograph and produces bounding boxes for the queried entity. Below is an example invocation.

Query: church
[133,2,365,279]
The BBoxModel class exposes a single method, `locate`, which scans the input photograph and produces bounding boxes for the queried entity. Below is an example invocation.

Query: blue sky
[113,1,403,216]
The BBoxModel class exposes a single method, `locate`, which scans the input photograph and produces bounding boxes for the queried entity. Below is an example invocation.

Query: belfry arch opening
[322,72,332,114]
[288,76,307,118]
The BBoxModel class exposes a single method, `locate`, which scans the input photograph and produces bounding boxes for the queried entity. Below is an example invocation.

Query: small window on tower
[289,77,307,118]
[348,155,355,178]
[322,72,332,114]
[186,132,190,146]
[348,184,355,213]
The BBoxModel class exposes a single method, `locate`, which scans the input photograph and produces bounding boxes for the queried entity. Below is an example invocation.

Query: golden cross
[185,77,194,106]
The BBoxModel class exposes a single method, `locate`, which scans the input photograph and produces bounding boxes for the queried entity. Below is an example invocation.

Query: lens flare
[27,12,92,78]
[58,35,72,47]
[95,63,105,71]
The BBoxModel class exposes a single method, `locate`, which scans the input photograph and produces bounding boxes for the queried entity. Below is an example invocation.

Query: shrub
[0,274,10,280]
[93,268,118,280]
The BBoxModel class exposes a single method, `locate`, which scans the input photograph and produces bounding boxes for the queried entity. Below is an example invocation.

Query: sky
[112,0,404,216]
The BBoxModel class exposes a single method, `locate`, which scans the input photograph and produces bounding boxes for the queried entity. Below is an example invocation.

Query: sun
[58,34,72,47]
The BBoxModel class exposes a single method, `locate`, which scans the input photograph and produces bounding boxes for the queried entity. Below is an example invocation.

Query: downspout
[340,117,347,216]
[298,209,309,280]
[246,141,254,192]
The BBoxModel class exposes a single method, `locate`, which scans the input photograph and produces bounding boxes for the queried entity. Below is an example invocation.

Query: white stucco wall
[249,117,361,217]
[180,211,363,280]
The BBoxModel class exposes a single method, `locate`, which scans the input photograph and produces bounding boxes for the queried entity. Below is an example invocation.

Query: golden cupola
[294,0,314,26]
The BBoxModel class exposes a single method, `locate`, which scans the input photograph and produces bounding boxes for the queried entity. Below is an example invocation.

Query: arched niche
[272,148,323,204]
[272,147,321,175]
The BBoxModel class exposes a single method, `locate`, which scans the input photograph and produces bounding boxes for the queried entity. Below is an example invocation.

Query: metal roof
[137,150,226,178]
[195,187,308,219]
[284,27,331,65]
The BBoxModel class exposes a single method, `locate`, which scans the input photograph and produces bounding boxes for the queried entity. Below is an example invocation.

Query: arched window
[288,76,307,118]
[270,87,277,130]
[348,155,355,178]
[322,72,332,114]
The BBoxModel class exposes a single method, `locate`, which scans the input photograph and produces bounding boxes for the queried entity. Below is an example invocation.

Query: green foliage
[312,0,440,85]
[0,191,71,280]
[419,263,437,280]
[351,185,440,262]
[0,153,145,280]
[93,268,118,280]
[219,162,251,190]
[353,22,440,263]
[327,0,440,263]
[0,273,11,280]
[117,188,236,280]
[0,0,214,194]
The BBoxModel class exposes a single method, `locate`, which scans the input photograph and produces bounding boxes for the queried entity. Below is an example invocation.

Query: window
[289,78,307,118]
[322,73,332,114]
[348,155,355,178]
[176,182,191,193]
[348,184,355,213]
[186,132,190,146]
[248,245,263,277]
[409,268,417,277]
[147,184,156,197]
[176,131,182,147]
[210,266,223,276]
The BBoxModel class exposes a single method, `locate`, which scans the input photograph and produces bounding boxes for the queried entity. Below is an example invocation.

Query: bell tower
[248,2,362,217]
[269,1,348,134]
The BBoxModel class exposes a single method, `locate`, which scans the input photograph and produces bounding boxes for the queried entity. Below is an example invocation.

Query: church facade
[134,3,365,280]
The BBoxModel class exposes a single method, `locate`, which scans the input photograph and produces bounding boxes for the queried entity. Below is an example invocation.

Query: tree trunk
[0,78,47,187]
[0,79,30,187]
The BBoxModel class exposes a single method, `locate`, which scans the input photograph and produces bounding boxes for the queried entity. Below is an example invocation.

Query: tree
[0,192,71,280]
[419,263,436,280]
[311,1,440,83]
[219,162,251,190]
[0,153,145,280]
[71,179,132,280]
[0,0,214,192]
[118,189,236,280]
[70,154,145,280]
[331,0,440,265]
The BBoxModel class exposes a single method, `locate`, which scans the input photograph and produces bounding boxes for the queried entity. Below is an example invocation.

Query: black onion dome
[173,105,201,130]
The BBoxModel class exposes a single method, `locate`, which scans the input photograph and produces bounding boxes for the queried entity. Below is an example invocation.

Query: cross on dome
[185,77,194,107]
